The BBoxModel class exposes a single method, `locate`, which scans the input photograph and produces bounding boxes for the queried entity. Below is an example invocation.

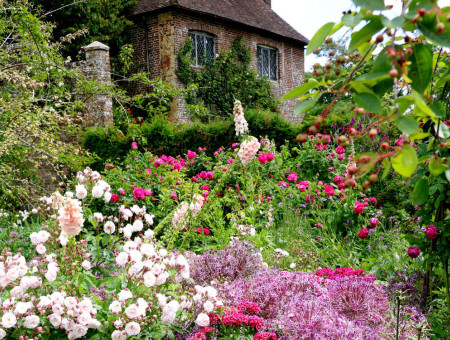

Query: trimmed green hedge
[83,109,303,169]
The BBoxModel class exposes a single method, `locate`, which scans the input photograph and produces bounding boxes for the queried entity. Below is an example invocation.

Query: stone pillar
[82,41,113,127]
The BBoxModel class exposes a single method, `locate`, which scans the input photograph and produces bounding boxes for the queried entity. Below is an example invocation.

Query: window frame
[188,31,215,67]
[257,45,278,81]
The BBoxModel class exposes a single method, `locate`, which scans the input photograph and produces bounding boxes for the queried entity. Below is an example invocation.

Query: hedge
[83,109,304,170]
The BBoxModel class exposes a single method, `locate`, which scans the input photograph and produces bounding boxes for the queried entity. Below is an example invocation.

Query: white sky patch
[272,0,450,71]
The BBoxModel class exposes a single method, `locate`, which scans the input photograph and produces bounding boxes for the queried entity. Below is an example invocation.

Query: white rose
[117,290,132,301]
[205,286,217,299]
[155,272,169,285]
[132,219,143,232]
[104,221,115,234]
[0,328,6,339]
[123,226,133,239]
[111,330,126,340]
[1,313,16,328]
[129,250,143,263]
[128,262,144,277]
[64,296,78,310]
[115,252,129,267]
[195,313,210,327]
[156,293,167,307]
[23,315,40,329]
[143,229,154,240]
[144,214,154,225]
[48,313,61,327]
[45,269,57,282]
[78,298,92,313]
[10,286,23,298]
[125,322,141,336]
[104,191,112,203]
[140,243,155,257]
[109,300,122,314]
[77,312,91,326]
[91,185,104,198]
[131,205,142,215]
[143,271,156,287]
[125,304,140,319]
[69,324,87,339]
[36,243,46,255]
[75,185,87,199]
[81,260,91,270]
[203,300,214,313]
[15,301,32,314]
[180,266,190,279]
[37,230,51,243]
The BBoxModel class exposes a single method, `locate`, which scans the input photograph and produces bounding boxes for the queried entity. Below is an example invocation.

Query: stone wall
[130,9,306,124]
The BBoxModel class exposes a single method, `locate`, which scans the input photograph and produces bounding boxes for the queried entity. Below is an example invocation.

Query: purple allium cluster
[189,240,263,285]
[218,264,427,339]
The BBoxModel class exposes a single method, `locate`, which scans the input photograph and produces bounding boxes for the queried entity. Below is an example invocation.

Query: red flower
[266,153,274,162]
[407,246,420,258]
[358,228,369,239]
[110,193,120,203]
[133,188,146,200]
[257,152,267,165]
[353,201,364,214]
[425,225,437,240]
[369,218,379,228]
[324,185,335,196]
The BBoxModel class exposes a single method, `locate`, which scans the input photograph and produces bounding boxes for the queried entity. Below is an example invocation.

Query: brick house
[129,0,309,123]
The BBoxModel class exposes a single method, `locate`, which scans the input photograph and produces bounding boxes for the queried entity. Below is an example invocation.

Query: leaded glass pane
[205,36,214,62]
[257,47,262,76]
[189,33,196,61]
[269,49,277,80]
[262,48,269,78]
[196,35,205,65]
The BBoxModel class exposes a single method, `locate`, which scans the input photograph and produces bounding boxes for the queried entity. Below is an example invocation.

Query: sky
[272,0,450,71]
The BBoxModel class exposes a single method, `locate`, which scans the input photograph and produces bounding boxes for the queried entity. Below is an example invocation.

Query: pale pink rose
[125,322,141,336]
[125,304,140,319]
[109,301,122,314]
[111,330,126,340]
[1,313,16,328]
[23,315,40,329]
[48,313,61,327]
[195,313,210,327]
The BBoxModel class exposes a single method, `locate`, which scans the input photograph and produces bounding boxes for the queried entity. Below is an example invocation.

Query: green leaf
[409,132,431,141]
[101,234,110,247]
[429,158,447,176]
[342,13,363,27]
[395,116,419,135]
[412,178,429,205]
[352,0,386,10]
[330,22,344,35]
[349,17,383,51]
[408,44,433,94]
[417,13,450,48]
[294,94,322,115]
[354,92,382,113]
[413,91,435,118]
[381,15,405,28]
[381,158,391,180]
[282,79,319,100]
[371,47,394,95]
[391,144,418,177]
[395,96,415,114]
[306,22,335,55]
[428,102,445,118]
[445,169,450,184]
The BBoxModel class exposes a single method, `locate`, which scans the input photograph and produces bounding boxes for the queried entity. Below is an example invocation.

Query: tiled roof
[131,0,309,44]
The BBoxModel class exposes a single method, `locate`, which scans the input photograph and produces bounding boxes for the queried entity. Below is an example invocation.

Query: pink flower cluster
[315,267,376,281]
[238,137,261,166]
[236,300,260,315]
[254,332,277,340]
[133,187,152,200]
[222,310,265,330]
[186,326,215,340]
[257,152,274,165]
[233,100,249,136]
[153,154,186,170]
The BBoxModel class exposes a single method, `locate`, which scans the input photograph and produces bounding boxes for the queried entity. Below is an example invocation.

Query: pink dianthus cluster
[254,332,277,340]
[222,310,264,330]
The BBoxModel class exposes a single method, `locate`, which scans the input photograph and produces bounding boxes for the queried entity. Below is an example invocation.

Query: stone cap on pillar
[83,41,110,52]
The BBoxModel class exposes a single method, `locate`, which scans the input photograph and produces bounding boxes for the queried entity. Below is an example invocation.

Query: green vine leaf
[395,116,419,136]
[354,92,382,114]
[412,177,429,205]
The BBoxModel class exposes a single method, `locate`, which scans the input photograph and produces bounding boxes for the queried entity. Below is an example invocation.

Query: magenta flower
[131,142,138,149]
[110,193,120,203]
[353,201,364,214]
[133,188,146,200]
[266,153,274,161]
[257,152,267,165]
[425,225,437,240]
[324,185,335,196]
[335,146,346,154]
[287,172,298,182]
[333,176,343,185]
[358,228,369,239]
[369,217,379,228]
[187,150,197,159]
[407,246,421,258]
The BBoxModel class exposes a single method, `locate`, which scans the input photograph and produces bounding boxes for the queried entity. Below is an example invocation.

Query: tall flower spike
[233,100,249,136]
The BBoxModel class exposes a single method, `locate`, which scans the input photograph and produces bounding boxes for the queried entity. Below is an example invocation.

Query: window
[257,46,278,80]
[189,32,215,66]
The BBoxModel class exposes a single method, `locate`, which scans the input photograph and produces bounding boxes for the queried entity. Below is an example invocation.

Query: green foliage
[177,37,279,120]
[30,0,137,68]
[83,109,302,170]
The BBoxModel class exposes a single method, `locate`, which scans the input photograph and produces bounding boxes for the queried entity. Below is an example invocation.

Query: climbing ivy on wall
[177,37,279,120]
